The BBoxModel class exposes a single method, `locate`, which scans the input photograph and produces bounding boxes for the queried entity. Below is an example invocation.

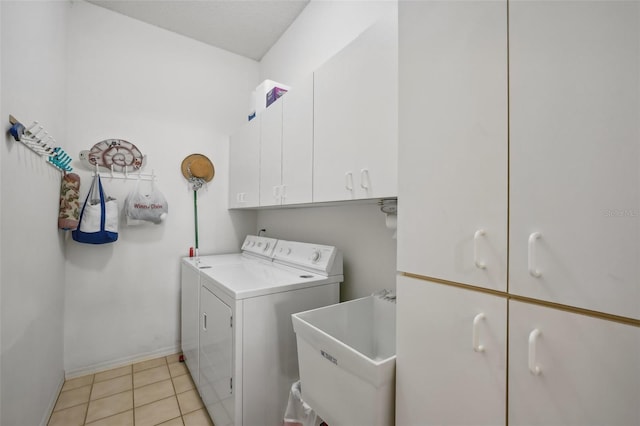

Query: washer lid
[200,261,342,300]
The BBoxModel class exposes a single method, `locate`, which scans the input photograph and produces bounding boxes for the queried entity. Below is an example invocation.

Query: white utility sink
[292,292,396,426]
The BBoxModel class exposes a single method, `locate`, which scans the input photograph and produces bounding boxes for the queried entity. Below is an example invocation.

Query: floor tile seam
[87,385,134,403]
[177,391,204,416]
[61,378,94,393]
[132,393,180,412]
[83,408,133,426]
[157,414,183,426]
[84,389,134,424]
[133,374,173,389]
[58,383,93,398]
[53,398,90,413]
[90,382,134,400]
[178,404,202,417]
[131,395,182,426]
[131,370,135,426]
[167,362,188,380]
[82,379,92,425]
[136,376,174,388]
[133,358,167,374]
[94,368,132,384]
[133,385,176,408]
[86,403,132,425]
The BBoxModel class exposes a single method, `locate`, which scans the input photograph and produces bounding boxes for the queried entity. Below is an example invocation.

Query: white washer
[181,236,342,426]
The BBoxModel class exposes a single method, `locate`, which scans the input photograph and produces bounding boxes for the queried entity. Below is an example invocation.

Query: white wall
[260,0,395,85]
[1,1,69,424]
[257,0,398,301]
[63,1,257,376]
[258,204,397,301]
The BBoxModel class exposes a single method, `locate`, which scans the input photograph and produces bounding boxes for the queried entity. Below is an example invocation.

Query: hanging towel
[58,173,81,230]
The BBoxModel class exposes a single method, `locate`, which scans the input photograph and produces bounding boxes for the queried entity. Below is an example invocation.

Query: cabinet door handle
[345,172,354,191]
[272,185,280,201]
[528,232,542,277]
[281,184,286,201]
[474,229,487,269]
[203,313,207,331]
[472,313,486,352]
[360,168,370,190]
[528,328,542,375]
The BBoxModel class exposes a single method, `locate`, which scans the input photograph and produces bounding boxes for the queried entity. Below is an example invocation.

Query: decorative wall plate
[80,139,146,172]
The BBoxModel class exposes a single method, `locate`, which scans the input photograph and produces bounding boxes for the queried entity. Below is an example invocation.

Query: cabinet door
[282,74,313,205]
[199,286,234,426]
[397,0,508,291]
[509,300,640,426]
[228,118,260,208]
[180,261,200,385]
[259,99,283,207]
[313,7,397,202]
[509,1,640,318]
[396,276,507,426]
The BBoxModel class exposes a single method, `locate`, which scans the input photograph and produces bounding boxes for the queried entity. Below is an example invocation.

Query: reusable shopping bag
[124,179,168,225]
[72,174,118,244]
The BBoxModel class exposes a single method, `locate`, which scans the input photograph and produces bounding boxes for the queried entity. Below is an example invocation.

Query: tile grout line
[51,354,195,426]
[81,374,94,425]
[131,365,135,426]
[164,355,184,425]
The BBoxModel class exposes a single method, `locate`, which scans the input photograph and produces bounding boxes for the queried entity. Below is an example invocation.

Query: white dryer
[180,235,278,386]
[181,236,342,426]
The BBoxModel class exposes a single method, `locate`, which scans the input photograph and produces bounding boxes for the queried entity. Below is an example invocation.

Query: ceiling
[86,0,310,61]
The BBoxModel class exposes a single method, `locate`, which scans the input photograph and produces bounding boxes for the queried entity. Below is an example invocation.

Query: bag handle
[77,174,98,225]
[96,175,107,232]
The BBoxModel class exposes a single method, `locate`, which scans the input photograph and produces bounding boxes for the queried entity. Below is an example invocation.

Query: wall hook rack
[8,114,73,172]
[92,162,156,182]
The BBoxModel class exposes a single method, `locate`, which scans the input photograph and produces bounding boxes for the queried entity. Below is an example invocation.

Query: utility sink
[292,292,396,426]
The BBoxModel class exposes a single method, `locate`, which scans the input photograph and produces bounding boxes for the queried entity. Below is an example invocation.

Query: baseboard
[40,372,65,426]
[64,344,181,379]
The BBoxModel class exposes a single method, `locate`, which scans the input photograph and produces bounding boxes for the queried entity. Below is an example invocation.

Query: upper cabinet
[313,8,398,203]
[260,74,314,207]
[396,0,508,291]
[509,0,640,319]
[229,117,260,209]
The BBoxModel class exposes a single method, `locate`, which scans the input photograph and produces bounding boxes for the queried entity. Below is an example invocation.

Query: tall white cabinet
[397,0,508,292]
[509,0,640,319]
[397,1,640,425]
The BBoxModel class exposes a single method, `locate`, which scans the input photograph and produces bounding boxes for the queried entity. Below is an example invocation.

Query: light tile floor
[48,354,214,426]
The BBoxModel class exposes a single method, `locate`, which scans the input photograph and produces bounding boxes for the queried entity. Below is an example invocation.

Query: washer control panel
[273,240,338,274]
[241,235,278,258]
